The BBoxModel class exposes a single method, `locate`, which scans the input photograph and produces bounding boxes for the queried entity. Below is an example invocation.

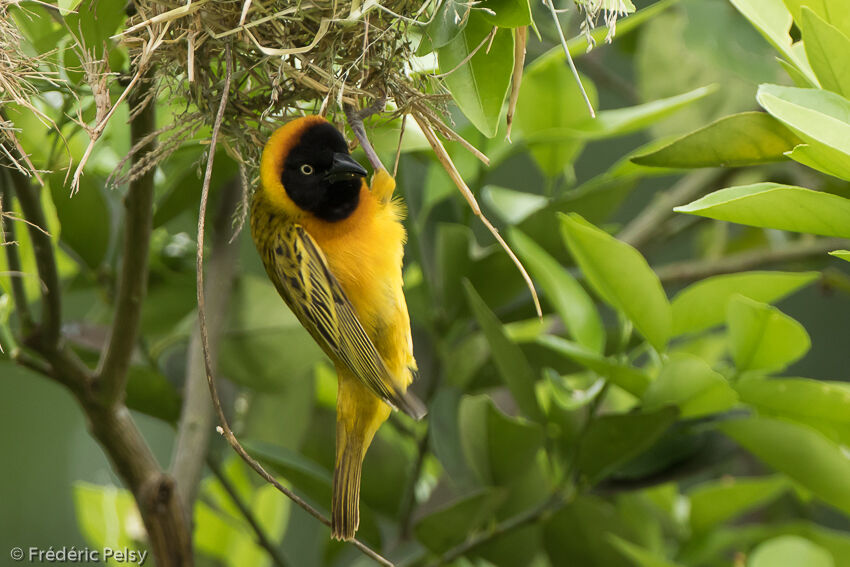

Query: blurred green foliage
[2,0,850,566]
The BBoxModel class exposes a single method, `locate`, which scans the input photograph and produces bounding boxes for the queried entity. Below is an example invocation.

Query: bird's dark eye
[300,164,314,175]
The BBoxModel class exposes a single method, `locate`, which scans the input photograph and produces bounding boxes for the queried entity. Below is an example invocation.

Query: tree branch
[10,169,61,351]
[0,170,33,333]
[655,238,849,284]
[172,177,240,513]
[95,74,157,405]
[196,44,393,567]
[618,169,727,250]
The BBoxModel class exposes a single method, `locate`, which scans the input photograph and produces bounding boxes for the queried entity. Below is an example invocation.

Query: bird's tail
[331,431,366,541]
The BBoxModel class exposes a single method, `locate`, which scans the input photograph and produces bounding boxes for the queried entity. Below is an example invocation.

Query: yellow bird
[250,115,426,541]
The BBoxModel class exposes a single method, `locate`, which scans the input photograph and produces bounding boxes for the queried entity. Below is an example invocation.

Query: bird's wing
[269,223,426,419]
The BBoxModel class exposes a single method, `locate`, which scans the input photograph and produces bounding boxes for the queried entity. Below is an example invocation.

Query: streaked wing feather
[271,224,414,413]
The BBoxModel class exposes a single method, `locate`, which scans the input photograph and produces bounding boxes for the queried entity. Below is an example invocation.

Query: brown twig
[412,112,542,318]
[505,26,527,142]
[196,44,393,567]
[344,100,386,172]
[617,170,725,250]
[95,75,157,405]
[655,238,849,284]
[172,177,240,513]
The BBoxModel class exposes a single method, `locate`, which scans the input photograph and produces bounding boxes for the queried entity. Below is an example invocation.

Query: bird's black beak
[325,152,367,183]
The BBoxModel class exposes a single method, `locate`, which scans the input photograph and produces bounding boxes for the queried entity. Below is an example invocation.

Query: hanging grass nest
[120,0,447,174]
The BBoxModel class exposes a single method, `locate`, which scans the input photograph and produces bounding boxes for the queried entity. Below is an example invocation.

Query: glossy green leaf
[459,395,544,485]
[642,354,737,418]
[421,0,470,51]
[757,84,850,180]
[737,377,850,424]
[415,489,505,552]
[610,535,684,567]
[438,13,514,137]
[675,183,850,237]
[511,229,605,353]
[560,213,671,351]
[688,476,788,534]
[721,417,850,516]
[464,281,543,421]
[727,296,810,373]
[483,186,547,224]
[565,86,717,140]
[729,0,817,85]
[801,8,850,97]
[429,388,479,491]
[578,407,678,485]
[783,0,850,38]
[538,335,651,397]
[830,250,850,262]
[481,0,532,27]
[632,112,801,168]
[672,271,818,335]
[58,0,84,16]
[749,535,834,567]
[515,49,597,175]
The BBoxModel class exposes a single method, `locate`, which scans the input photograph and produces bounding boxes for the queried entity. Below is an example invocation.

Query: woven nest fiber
[121,0,447,174]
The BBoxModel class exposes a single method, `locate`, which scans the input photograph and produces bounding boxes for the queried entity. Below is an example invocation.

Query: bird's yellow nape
[259,115,330,218]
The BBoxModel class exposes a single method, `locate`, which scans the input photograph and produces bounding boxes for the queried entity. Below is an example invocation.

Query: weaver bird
[250,115,426,541]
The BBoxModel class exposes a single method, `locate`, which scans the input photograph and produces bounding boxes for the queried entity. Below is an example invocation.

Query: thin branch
[656,238,849,284]
[0,173,33,332]
[196,45,393,567]
[96,75,157,406]
[172,177,240,512]
[617,169,726,250]
[427,492,571,566]
[208,459,289,567]
[412,112,542,318]
[9,168,60,350]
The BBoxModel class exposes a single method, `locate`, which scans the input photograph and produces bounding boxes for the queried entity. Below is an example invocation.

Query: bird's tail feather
[331,436,365,541]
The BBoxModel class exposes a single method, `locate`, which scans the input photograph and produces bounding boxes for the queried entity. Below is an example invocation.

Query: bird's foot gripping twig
[344,99,386,172]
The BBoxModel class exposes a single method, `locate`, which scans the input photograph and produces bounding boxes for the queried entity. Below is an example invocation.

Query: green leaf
[48,173,110,270]
[544,495,636,567]
[801,8,850,98]
[481,0,532,27]
[429,388,479,490]
[415,489,506,552]
[419,0,470,52]
[672,271,818,335]
[483,186,547,224]
[537,335,651,397]
[58,0,84,16]
[720,417,850,516]
[464,280,544,421]
[438,12,514,137]
[565,86,717,140]
[688,476,788,534]
[642,354,737,418]
[729,0,818,85]
[578,407,678,485]
[727,296,810,373]
[632,112,802,168]
[74,483,140,550]
[511,229,605,353]
[757,84,850,180]
[560,213,671,351]
[737,377,850,424]
[783,0,850,38]
[609,535,684,567]
[675,183,850,237]
[749,535,834,567]
[515,48,597,176]
[830,250,850,262]
[459,395,544,485]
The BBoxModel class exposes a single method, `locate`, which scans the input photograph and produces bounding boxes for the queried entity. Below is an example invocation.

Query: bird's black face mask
[281,122,367,222]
